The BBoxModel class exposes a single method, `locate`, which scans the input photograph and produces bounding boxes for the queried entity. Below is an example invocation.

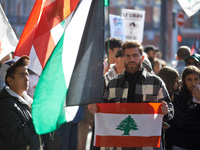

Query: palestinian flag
[14,0,80,75]
[94,103,163,148]
[32,0,104,135]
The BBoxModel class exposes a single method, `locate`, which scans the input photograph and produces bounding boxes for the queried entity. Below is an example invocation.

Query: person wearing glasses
[184,53,200,69]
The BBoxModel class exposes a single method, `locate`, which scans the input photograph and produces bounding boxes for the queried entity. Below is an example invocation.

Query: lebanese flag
[94,103,164,148]
[14,0,80,75]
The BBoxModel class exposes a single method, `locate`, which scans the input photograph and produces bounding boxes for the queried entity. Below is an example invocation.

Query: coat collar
[5,86,33,108]
[117,67,147,85]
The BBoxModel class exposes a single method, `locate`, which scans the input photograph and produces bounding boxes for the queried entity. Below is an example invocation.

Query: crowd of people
[0,37,199,150]
[89,38,200,150]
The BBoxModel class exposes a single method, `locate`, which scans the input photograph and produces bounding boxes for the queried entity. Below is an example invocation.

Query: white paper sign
[177,0,200,17]
[121,9,145,42]
[109,14,126,42]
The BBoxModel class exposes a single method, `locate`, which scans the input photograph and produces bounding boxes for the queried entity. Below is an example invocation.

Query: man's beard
[125,60,142,74]
[148,57,154,62]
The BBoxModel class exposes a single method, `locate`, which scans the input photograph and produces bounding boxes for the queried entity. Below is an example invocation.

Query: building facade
[107,0,200,61]
[0,0,35,38]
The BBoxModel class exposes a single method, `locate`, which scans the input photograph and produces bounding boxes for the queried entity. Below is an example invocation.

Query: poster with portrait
[121,9,145,42]
[109,14,126,42]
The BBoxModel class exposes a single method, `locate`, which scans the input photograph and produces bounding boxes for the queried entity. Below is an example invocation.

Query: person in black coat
[0,56,41,150]
[166,66,200,150]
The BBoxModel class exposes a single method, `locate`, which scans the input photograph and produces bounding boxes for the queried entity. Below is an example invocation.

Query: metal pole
[159,0,167,60]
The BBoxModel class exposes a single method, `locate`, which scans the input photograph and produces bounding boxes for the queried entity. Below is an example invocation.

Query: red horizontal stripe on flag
[95,135,161,148]
[96,103,162,114]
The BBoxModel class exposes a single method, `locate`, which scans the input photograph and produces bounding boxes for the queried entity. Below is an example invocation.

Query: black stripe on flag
[66,0,104,106]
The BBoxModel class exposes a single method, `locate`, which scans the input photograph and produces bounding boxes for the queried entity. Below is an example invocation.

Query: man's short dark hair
[122,40,143,56]
[177,46,191,60]
[105,38,122,54]
[144,45,159,54]
[6,57,30,86]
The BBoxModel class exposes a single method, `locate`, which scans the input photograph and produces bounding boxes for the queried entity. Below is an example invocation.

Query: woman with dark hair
[157,66,179,150]
[166,66,200,150]
[157,66,179,100]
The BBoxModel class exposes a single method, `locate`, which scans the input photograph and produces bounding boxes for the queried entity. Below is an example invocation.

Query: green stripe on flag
[32,30,67,134]
[104,0,109,6]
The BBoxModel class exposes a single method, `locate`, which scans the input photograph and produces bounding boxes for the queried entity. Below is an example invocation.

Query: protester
[157,66,179,149]
[156,50,163,59]
[78,42,124,150]
[89,49,125,150]
[89,40,174,150]
[88,38,123,150]
[142,57,153,73]
[103,37,122,75]
[175,46,191,79]
[104,49,125,86]
[153,57,166,74]
[184,53,200,69]
[166,66,200,150]
[90,50,125,112]
[157,66,179,99]
[0,56,41,149]
[144,44,159,68]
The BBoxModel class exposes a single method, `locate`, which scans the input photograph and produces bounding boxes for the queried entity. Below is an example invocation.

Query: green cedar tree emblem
[116,115,138,135]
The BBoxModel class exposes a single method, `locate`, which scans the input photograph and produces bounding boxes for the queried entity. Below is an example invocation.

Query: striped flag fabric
[191,36,199,55]
[0,4,18,61]
[94,103,164,148]
[14,0,80,75]
[32,0,104,135]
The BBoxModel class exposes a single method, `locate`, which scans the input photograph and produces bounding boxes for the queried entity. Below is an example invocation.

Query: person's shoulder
[173,90,181,98]
[144,72,169,89]
[0,88,14,107]
[0,88,7,99]
[107,72,125,86]
[104,66,116,78]
[145,71,163,82]
[173,91,184,105]
[0,88,16,101]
